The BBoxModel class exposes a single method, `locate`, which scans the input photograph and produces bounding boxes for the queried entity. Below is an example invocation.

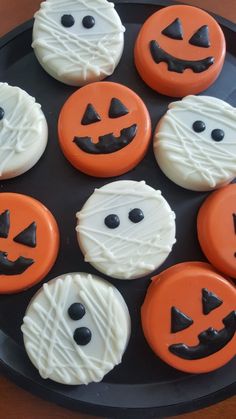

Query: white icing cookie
[21,272,130,385]
[32,0,125,86]
[0,83,48,180]
[76,180,176,280]
[154,95,236,192]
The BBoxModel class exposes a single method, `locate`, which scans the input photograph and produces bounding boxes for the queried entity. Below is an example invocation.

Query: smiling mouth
[0,251,34,275]
[150,40,214,74]
[169,311,236,360]
[73,124,137,154]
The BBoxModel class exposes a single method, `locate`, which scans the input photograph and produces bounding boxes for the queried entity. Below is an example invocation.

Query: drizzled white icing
[0,83,47,179]
[154,95,236,191]
[32,0,125,86]
[21,272,130,385]
[76,180,176,280]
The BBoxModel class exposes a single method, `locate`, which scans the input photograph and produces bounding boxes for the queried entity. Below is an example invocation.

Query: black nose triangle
[81,103,101,125]
[162,18,183,40]
[108,98,129,118]
[202,288,223,315]
[13,222,37,248]
[171,306,193,333]
[189,25,210,48]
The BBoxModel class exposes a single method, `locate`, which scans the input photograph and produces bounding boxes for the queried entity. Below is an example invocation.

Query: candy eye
[0,107,5,120]
[211,129,224,142]
[104,214,120,229]
[82,15,95,29]
[192,120,206,133]
[61,14,75,28]
[68,303,85,320]
[73,327,92,345]
[129,208,144,223]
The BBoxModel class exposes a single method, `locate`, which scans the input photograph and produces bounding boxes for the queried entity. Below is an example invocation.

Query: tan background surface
[0,0,235,418]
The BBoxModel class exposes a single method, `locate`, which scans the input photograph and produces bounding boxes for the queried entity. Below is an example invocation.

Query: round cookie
[32,0,125,86]
[21,272,131,385]
[58,82,151,177]
[198,184,236,279]
[76,180,176,279]
[0,83,48,180]
[154,95,236,192]
[0,193,59,293]
[134,5,226,97]
[141,262,236,374]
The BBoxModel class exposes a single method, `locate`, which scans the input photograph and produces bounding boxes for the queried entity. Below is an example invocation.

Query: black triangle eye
[0,210,10,238]
[13,222,37,248]
[189,25,210,48]
[171,306,193,333]
[202,288,223,315]
[81,104,101,125]
[109,98,129,118]
[162,18,183,40]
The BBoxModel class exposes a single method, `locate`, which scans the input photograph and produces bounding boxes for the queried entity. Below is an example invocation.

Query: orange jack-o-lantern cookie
[198,184,236,279]
[0,193,59,293]
[58,82,151,177]
[141,262,236,373]
[134,5,226,97]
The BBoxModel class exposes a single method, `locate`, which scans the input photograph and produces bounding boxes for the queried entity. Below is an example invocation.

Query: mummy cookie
[142,262,236,373]
[154,96,236,192]
[0,83,47,179]
[22,273,131,384]
[76,180,176,280]
[32,0,125,86]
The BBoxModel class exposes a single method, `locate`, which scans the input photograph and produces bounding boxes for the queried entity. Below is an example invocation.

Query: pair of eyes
[81,98,129,126]
[162,18,210,48]
[171,288,223,333]
[61,14,95,29]
[104,208,144,229]
[192,120,225,142]
[68,302,91,346]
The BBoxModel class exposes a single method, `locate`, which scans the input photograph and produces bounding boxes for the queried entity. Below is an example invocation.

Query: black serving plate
[0,1,235,418]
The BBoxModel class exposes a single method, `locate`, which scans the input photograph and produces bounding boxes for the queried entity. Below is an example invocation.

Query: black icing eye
[61,14,75,28]
[192,120,206,133]
[13,222,37,248]
[202,288,223,315]
[189,25,210,48]
[104,214,120,229]
[68,303,85,320]
[74,327,92,345]
[109,98,129,118]
[82,15,95,29]
[211,129,224,142]
[129,208,144,223]
[162,18,183,40]
[0,107,5,120]
[171,307,193,333]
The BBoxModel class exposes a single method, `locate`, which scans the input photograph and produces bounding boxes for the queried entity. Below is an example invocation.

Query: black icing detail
[68,303,85,320]
[73,124,137,154]
[82,15,95,29]
[0,251,34,275]
[74,327,92,345]
[171,306,193,333]
[0,107,5,120]
[233,213,236,235]
[104,214,120,229]
[108,98,129,118]
[0,210,10,238]
[189,25,210,48]
[129,208,144,224]
[150,40,214,73]
[202,288,223,315]
[192,120,206,133]
[211,129,225,142]
[81,104,101,125]
[13,222,37,248]
[162,18,183,40]
[169,311,236,360]
[61,14,75,28]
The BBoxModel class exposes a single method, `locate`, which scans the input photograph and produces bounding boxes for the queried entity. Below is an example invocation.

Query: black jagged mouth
[0,251,34,275]
[169,310,236,360]
[150,40,214,74]
[73,124,137,155]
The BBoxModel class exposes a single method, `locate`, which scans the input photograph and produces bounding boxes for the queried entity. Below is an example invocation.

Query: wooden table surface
[0,1,235,418]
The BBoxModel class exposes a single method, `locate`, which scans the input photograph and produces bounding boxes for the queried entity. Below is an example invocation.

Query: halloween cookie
[0,83,48,180]
[58,82,151,177]
[154,96,236,191]
[0,193,59,293]
[134,5,226,97]
[32,0,125,86]
[198,184,236,279]
[76,180,176,279]
[142,262,236,373]
[22,272,131,384]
